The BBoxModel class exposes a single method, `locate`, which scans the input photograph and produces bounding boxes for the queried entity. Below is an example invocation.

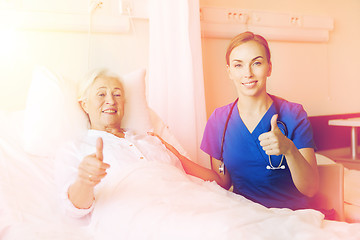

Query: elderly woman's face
[81,76,125,131]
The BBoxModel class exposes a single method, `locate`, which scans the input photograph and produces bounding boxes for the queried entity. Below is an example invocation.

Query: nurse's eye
[234,63,242,68]
[253,61,262,66]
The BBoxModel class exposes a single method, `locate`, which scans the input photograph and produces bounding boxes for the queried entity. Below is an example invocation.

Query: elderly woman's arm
[68,181,95,209]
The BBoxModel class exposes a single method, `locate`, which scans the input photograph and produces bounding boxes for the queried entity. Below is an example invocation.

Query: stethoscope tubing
[218,98,288,173]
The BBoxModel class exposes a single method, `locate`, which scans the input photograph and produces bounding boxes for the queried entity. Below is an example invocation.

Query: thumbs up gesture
[258,114,291,156]
[77,137,110,187]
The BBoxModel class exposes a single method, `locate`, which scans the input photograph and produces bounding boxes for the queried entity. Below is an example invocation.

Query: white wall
[200,0,360,117]
[0,0,149,111]
[2,0,360,119]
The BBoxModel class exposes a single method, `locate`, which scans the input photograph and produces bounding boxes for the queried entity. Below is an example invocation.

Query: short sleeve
[200,107,227,160]
[289,105,316,150]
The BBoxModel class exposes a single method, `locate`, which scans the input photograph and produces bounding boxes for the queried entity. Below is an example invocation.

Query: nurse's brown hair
[225,31,271,65]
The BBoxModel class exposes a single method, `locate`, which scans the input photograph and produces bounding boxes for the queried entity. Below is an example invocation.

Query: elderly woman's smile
[80,76,125,132]
[102,108,117,114]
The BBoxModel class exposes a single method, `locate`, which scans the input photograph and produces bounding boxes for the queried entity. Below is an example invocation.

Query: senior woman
[67,70,121,210]
[56,69,180,220]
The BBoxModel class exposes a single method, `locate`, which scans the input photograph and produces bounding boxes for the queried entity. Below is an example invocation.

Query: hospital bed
[0,67,360,239]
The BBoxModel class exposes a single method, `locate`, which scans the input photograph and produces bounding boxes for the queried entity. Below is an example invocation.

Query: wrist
[284,139,296,156]
[68,181,95,209]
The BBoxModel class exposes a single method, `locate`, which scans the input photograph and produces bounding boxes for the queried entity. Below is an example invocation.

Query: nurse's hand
[147,132,179,155]
[77,137,110,187]
[258,114,293,156]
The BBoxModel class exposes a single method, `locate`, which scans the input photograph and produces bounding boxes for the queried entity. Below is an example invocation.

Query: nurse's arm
[259,114,319,197]
[285,145,319,197]
[209,157,232,190]
[148,132,232,189]
[173,153,232,190]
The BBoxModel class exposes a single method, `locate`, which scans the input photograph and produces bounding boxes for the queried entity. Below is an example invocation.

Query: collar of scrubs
[233,101,277,137]
[233,101,280,164]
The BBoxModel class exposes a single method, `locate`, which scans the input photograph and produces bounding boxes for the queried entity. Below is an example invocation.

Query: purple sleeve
[291,105,316,150]
[200,109,224,160]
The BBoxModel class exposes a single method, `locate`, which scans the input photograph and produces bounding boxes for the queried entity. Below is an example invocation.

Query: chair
[311,163,345,221]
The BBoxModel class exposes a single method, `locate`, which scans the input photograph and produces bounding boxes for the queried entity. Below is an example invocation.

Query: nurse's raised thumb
[270,114,279,132]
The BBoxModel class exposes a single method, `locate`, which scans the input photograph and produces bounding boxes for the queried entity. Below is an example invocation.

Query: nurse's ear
[226,64,230,72]
[226,64,230,76]
[267,61,272,77]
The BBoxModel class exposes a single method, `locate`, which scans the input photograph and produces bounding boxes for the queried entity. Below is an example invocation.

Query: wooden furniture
[312,164,345,221]
[317,148,360,170]
[309,113,360,170]
[328,117,360,160]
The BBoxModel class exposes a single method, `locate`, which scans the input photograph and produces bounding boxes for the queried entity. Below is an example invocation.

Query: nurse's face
[227,40,272,98]
[81,76,125,131]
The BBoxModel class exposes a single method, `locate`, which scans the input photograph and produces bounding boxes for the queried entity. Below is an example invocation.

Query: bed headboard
[308,113,360,151]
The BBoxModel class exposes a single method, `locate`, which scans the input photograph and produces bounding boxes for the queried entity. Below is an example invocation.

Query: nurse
[153,31,319,210]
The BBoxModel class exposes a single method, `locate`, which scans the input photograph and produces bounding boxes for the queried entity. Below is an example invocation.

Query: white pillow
[23,66,152,157]
[121,68,152,134]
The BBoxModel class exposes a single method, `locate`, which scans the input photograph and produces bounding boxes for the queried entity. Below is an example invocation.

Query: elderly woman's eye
[98,93,105,97]
[114,93,122,97]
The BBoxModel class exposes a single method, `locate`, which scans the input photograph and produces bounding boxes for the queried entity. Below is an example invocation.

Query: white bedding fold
[91,161,343,240]
[1,110,360,239]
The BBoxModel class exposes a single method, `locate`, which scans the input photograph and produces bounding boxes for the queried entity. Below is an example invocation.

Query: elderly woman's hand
[77,137,110,187]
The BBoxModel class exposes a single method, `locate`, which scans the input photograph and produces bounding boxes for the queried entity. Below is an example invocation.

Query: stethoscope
[218,98,288,174]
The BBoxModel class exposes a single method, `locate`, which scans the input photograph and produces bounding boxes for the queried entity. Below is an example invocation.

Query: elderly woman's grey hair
[77,68,125,101]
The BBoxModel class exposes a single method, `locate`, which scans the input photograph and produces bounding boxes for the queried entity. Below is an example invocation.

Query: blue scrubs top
[200,95,316,210]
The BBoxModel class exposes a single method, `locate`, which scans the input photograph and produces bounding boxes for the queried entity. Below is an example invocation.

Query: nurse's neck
[237,94,273,117]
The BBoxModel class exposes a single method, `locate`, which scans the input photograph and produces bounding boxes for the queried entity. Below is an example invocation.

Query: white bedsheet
[90,160,358,240]
[1,112,360,240]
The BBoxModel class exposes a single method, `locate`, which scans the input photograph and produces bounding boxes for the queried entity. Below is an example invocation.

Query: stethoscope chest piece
[266,163,286,170]
[219,162,225,174]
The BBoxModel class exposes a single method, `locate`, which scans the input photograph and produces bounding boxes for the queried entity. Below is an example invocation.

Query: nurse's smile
[242,80,258,88]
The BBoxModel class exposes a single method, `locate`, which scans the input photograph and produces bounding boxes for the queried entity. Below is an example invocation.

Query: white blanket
[91,161,325,240]
[0,112,360,240]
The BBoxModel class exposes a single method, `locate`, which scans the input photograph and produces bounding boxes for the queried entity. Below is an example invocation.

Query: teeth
[243,81,256,86]
[103,109,116,113]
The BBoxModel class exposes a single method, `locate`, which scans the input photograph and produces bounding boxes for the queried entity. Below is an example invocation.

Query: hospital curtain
[148,0,208,167]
